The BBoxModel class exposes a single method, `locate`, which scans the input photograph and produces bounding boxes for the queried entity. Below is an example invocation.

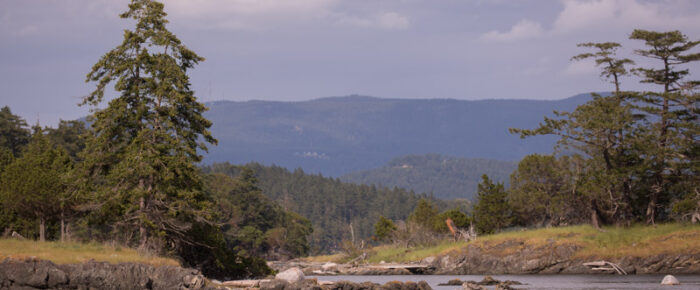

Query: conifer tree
[81,0,216,251]
[0,128,71,241]
[629,29,699,224]
[374,216,397,241]
[0,106,31,156]
[472,175,511,234]
[512,41,642,227]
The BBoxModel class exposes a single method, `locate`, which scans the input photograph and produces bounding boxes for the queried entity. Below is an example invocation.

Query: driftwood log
[583,260,627,275]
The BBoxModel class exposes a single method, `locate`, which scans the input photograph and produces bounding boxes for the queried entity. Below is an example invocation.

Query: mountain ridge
[201,93,595,176]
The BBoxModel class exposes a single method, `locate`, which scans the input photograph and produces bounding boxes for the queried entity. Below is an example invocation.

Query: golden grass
[304,223,700,263]
[0,239,180,267]
[366,240,468,263]
[302,253,346,263]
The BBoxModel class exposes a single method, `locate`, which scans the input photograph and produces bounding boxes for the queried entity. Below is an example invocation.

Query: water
[309,274,700,289]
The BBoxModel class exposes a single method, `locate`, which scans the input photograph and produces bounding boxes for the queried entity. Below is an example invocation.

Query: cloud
[480,0,700,43]
[480,19,544,42]
[162,0,409,31]
[157,0,338,30]
[335,12,410,30]
[561,59,597,76]
[553,0,700,34]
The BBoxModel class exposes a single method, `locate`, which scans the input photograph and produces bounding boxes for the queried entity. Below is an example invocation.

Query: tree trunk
[60,208,65,243]
[39,216,46,242]
[590,200,601,229]
[139,196,147,250]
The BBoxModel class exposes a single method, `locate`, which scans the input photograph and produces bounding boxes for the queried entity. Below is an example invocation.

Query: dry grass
[365,241,468,263]
[302,253,346,263]
[0,239,180,267]
[303,223,700,263]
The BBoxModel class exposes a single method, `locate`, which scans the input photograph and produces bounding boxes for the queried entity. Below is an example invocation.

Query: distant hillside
[341,154,517,201]
[202,162,453,254]
[203,94,593,176]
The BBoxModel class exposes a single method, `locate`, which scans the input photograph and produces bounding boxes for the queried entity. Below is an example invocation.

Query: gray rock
[0,258,212,289]
[661,274,680,285]
[321,262,338,272]
[275,267,305,283]
[260,278,290,290]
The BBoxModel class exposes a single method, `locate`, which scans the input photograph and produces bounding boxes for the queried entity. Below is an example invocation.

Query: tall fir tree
[629,29,699,224]
[80,0,217,251]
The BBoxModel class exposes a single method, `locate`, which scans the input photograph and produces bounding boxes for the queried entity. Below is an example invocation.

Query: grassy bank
[0,239,180,267]
[308,223,700,263]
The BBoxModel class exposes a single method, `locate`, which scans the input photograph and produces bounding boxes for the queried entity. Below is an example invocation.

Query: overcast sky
[1,0,699,126]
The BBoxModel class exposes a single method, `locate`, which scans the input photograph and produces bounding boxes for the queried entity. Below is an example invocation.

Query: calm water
[309,274,700,290]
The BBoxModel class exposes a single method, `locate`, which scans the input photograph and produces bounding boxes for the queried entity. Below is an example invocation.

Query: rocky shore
[272,241,700,276]
[0,258,210,290]
[0,259,435,290]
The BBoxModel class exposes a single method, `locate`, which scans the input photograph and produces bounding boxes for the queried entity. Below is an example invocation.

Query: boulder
[661,275,680,285]
[259,278,290,290]
[463,282,486,290]
[321,262,338,272]
[275,267,305,283]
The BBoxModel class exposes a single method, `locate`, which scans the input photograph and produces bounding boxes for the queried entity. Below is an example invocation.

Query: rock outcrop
[0,258,212,289]
[429,240,700,275]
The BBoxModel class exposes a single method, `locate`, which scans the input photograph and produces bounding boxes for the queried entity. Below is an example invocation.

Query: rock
[463,282,486,290]
[422,256,436,264]
[661,275,680,285]
[259,278,290,290]
[0,258,212,289]
[275,267,305,283]
[321,262,338,272]
[478,275,499,285]
[381,280,432,290]
[438,278,464,286]
[495,283,515,290]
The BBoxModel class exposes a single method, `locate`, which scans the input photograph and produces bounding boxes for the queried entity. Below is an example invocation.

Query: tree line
[202,162,458,254]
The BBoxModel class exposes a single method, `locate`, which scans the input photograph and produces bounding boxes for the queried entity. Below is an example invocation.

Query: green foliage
[0,129,72,241]
[342,154,516,200]
[628,29,699,224]
[0,106,30,156]
[374,216,397,241]
[433,209,470,233]
[203,162,432,254]
[203,168,313,259]
[0,147,13,174]
[511,29,699,227]
[472,175,511,235]
[45,120,87,161]
[80,0,216,252]
[509,154,586,227]
[408,198,439,228]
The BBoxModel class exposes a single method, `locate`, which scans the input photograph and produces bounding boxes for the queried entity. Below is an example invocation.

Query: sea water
[309,274,700,290]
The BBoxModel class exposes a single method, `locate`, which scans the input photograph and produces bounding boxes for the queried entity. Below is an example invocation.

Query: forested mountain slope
[202,162,452,254]
[203,94,591,176]
[341,154,517,200]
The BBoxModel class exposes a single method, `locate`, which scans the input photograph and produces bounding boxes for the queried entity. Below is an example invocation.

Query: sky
[1,0,699,126]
